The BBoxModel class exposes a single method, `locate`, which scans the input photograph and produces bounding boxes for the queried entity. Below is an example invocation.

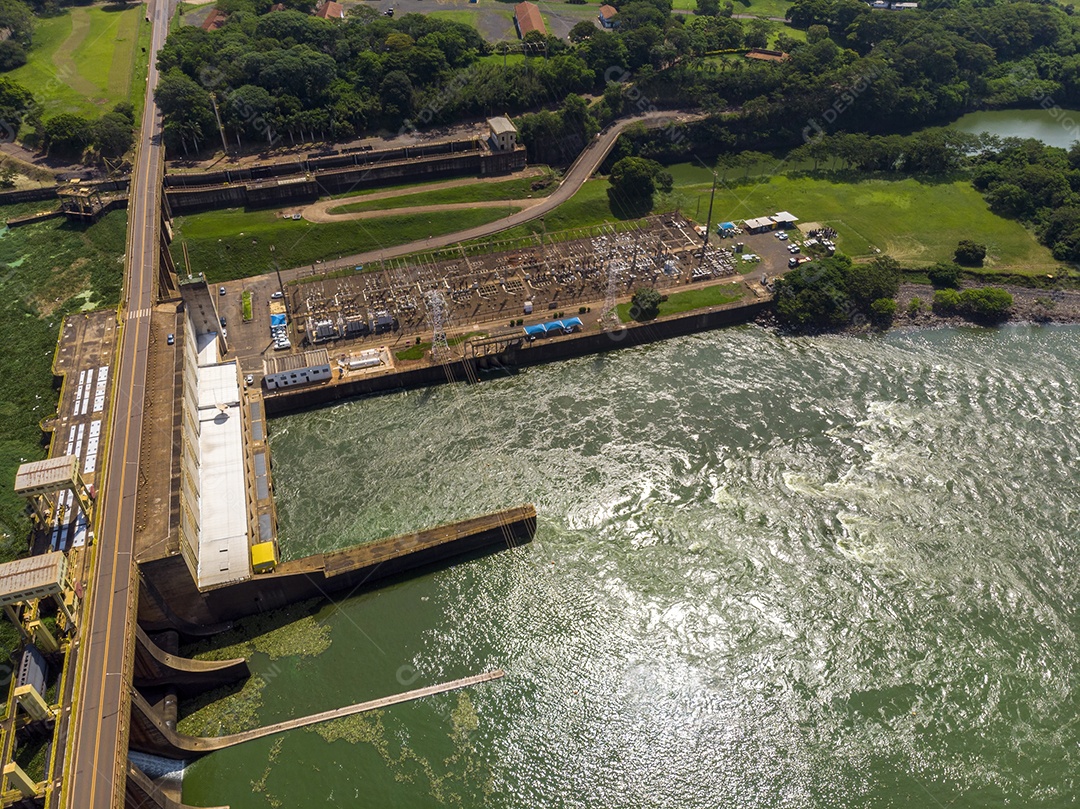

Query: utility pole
[699,170,717,267]
[209,92,229,157]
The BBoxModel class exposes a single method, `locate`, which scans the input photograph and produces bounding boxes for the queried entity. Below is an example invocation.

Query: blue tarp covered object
[270,313,286,327]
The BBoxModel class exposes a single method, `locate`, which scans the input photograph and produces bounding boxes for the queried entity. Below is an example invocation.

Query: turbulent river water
[182,325,1080,808]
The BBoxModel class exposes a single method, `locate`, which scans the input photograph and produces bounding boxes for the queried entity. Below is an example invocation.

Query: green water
[183,325,1080,808]
[951,108,1080,148]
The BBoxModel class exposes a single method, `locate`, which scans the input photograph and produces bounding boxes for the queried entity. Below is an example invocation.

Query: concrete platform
[33,309,118,556]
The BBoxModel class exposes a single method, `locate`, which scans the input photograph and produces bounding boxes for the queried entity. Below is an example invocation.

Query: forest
[147,0,1080,159]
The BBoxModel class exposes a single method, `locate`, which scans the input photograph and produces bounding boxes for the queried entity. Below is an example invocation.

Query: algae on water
[184,600,332,662]
[177,673,267,737]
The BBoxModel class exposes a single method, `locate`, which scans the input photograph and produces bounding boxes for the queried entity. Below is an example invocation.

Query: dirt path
[302,198,542,223]
[298,166,549,222]
[52,8,100,100]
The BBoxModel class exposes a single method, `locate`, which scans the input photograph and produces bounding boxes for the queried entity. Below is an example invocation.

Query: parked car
[271,291,284,299]
[166,333,174,345]
[220,316,227,327]
[219,286,226,296]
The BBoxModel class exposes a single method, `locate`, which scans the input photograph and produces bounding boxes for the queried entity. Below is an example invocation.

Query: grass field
[425,9,482,25]
[616,283,746,321]
[8,4,149,129]
[172,206,513,281]
[328,175,556,214]
[463,163,1054,274]
[673,0,791,16]
[395,330,486,361]
[476,52,527,68]
[0,204,126,566]
[660,167,1057,273]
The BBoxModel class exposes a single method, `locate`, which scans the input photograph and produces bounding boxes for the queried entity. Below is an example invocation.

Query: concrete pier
[129,671,504,759]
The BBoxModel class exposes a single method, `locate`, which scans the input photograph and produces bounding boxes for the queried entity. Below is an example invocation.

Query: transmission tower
[424,289,450,362]
[600,229,623,330]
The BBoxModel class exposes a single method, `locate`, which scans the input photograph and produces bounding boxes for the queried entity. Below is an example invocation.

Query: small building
[315,0,345,18]
[263,348,333,390]
[487,116,518,152]
[514,1,547,38]
[745,48,789,63]
[200,8,227,30]
[742,216,776,233]
[598,4,618,27]
[250,541,279,574]
[772,211,799,228]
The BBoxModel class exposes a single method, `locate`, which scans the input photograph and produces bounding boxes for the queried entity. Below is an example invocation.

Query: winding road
[280,110,704,281]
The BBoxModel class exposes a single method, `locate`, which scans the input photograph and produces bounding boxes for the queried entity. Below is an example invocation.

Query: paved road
[62,0,170,806]
[280,110,703,281]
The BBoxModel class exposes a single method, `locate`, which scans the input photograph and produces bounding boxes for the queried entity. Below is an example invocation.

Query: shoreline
[756,281,1080,336]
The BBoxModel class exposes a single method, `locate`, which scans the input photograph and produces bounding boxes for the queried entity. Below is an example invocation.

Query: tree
[744,20,770,49]
[0,0,33,45]
[630,287,662,320]
[111,102,136,125]
[927,261,960,288]
[43,114,92,158]
[954,239,986,267]
[92,112,134,158]
[569,20,598,42]
[773,256,854,331]
[0,76,31,139]
[379,70,414,124]
[932,288,960,314]
[806,24,829,43]
[870,297,897,327]
[0,41,26,72]
[607,156,671,217]
[958,287,1012,322]
[845,254,899,308]
[695,0,720,15]
[155,71,215,153]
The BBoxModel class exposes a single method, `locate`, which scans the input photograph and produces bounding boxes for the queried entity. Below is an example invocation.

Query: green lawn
[425,9,482,25]
[172,206,513,281]
[472,178,624,246]
[8,4,149,129]
[617,282,746,321]
[0,203,126,565]
[664,171,1057,273]
[395,331,486,361]
[327,175,556,214]
[673,0,791,16]
[455,163,1054,274]
[476,52,527,67]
